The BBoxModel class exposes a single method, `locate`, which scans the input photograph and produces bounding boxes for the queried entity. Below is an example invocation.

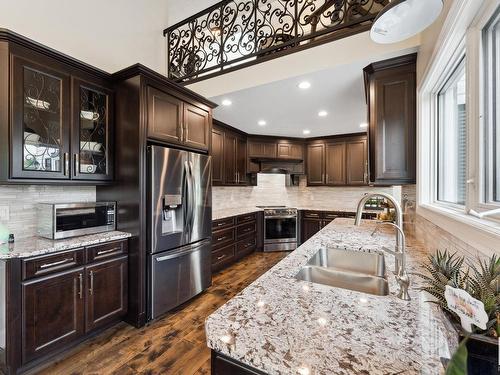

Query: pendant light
[370,0,443,44]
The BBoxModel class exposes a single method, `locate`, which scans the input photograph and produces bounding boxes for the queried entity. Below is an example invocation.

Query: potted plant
[416,251,499,375]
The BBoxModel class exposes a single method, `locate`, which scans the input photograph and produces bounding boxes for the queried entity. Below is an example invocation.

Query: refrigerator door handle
[155,239,211,262]
[183,160,192,241]
[188,160,196,230]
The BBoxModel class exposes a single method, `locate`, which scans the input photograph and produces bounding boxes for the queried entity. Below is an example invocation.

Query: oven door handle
[264,215,297,219]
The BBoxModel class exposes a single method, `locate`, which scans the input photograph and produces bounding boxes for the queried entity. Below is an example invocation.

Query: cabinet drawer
[323,212,340,220]
[212,217,235,231]
[236,236,256,256]
[303,211,322,219]
[212,228,235,249]
[212,244,235,270]
[22,249,85,280]
[236,213,257,224]
[237,222,256,240]
[86,240,128,263]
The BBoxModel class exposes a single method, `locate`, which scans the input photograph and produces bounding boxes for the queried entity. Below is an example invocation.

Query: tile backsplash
[0,185,95,240]
[213,175,401,212]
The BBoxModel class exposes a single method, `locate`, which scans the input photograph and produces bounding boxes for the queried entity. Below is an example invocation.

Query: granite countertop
[213,207,263,220]
[0,231,132,259]
[205,218,456,375]
[212,207,380,220]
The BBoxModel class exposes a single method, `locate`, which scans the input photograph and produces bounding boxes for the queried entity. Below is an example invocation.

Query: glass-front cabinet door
[11,55,71,179]
[72,79,113,181]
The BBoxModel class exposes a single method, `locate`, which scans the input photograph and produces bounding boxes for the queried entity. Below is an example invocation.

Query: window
[437,58,467,205]
[484,8,500,203]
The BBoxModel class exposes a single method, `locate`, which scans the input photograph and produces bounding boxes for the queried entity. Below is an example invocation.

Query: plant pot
[443,312,499,375]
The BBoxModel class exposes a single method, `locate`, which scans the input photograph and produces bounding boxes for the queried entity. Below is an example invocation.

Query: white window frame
[418,0,500,257]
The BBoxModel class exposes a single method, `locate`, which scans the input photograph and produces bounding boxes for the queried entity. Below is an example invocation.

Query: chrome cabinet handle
[64,153,69,176]
[97,247,120,256]
[74,154,80,176]
[40,258,73,269]
[217,236,227,242]
[78,273,83,299]
[216,254,226,261]
[89,271,94,295]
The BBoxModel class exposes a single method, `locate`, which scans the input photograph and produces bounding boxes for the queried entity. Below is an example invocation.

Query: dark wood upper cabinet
[308,135,368,187]
[307,143,325,185]
[183,103,210,151]
[2,37,115,183]
[364,54,416,184]
[346,138,368,185]
[247,140,276,158]
[224,132,237,184]
[10,54,71,180]
[211,122,247,186]
[85,256,128,332]
[277,142,304,160]
[146,86,183,144]
[72,78,114,181]
[146,85,210,152]
[325,142,346,185]
[236,137,247,185]
[22,269,85,363]
[212,127,224,185]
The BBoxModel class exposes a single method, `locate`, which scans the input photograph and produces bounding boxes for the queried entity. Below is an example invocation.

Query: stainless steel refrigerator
[147,145,212,320]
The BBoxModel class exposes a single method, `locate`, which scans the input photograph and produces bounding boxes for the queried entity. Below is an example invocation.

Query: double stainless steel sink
[295,247,389,296]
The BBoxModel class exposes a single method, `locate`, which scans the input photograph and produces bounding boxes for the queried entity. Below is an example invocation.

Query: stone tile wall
[0,185,95,240]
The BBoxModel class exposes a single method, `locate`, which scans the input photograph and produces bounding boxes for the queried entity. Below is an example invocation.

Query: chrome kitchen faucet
[354,193,411,301]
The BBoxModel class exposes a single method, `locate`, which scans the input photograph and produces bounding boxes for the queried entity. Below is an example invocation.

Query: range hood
[258,161,304,175]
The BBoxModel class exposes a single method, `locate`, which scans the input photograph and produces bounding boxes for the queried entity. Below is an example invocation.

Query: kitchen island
[205,218,456,375]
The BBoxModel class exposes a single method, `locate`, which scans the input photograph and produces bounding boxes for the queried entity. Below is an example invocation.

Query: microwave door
[148,146,190,254]
[187,152,212,245]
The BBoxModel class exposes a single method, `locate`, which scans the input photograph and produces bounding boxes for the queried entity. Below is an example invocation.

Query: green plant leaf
[445,337,468,375]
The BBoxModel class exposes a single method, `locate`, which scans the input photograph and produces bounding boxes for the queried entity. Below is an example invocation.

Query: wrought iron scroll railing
[163,0,388,83]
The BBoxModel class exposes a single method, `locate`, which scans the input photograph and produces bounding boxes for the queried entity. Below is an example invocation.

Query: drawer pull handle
[40,258,73,269]
[308,214,319,217]
[217,223,224,226]
[217,236,227,242]
[97,247,121,256]
[217,254,226,261]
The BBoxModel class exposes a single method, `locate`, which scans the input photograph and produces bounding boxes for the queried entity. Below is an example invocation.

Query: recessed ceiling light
[298,81,311,90]
[360,122,368,129]
[318,111,328,117]
[221,99,232,106]
[303,129,311,135]
[258,120,267,126]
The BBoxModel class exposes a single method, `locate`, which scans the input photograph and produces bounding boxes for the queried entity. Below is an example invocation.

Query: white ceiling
[211,59,373,137]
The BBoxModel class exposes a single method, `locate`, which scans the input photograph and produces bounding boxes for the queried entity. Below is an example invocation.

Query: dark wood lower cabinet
[301,218,323,243]
[212,351,267,375]
[86,256,128,332]
[301,211,377,244]
[212,212,259,272]
[22,269,85,363]
[5,239,129,374]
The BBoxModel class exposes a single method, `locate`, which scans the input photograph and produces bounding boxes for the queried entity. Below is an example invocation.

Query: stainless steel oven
[263,207,297,252]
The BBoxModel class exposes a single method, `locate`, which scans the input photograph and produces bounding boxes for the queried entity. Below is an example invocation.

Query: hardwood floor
[34,251,288,375]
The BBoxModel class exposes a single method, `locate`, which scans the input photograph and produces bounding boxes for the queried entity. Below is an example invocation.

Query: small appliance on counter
[37,202,116,240]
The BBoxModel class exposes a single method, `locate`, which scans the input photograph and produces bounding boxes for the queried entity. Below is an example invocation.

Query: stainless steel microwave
[37,202,116,240]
